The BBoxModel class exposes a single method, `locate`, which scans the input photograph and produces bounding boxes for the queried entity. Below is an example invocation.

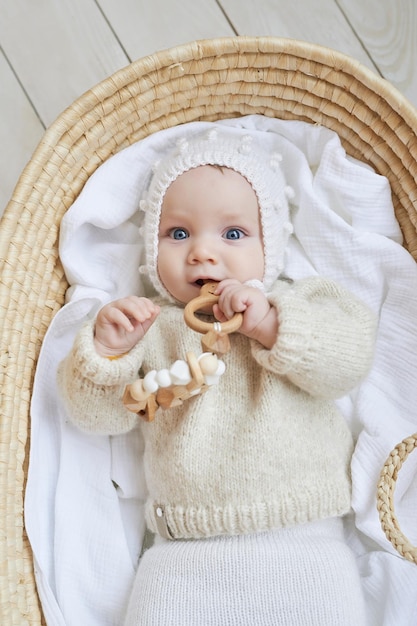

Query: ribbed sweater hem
[146,496,351,540]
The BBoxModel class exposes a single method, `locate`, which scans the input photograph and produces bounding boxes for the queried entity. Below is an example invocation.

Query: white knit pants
[123,517,366,626]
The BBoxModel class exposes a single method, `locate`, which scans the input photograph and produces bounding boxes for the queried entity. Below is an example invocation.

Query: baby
[58,128,377,625]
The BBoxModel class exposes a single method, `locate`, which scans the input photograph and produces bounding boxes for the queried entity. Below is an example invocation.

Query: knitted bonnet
[140,128,294,302]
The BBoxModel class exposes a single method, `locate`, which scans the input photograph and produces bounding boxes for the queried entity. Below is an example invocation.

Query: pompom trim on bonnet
[139,127,293,302]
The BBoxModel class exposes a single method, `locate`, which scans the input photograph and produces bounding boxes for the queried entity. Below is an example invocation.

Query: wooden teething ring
[376,433,417,564]
[184,281,242,334]
[184,281,243,356]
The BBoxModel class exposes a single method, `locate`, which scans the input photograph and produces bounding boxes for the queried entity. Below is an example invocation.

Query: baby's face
[157,165,264,305]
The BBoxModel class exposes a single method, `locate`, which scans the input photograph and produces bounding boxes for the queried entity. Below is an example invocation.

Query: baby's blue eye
[224,228,244,240]
[170,228,189,240]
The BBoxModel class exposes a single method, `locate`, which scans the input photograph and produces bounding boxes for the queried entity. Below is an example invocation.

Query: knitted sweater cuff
[71,319,145,386]
[255,288,313,376]
[57,319,146,435]
[251,277,376,398]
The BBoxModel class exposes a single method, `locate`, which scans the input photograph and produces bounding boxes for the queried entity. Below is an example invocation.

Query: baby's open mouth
[193,278,218,287]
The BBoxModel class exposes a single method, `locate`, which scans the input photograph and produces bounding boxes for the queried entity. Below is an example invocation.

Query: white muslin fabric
[25,115,417,626]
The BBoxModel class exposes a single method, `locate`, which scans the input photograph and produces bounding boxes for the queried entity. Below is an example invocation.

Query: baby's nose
[187,237,219,264]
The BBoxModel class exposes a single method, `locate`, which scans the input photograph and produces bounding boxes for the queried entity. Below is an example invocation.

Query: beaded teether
[123,282,242,421]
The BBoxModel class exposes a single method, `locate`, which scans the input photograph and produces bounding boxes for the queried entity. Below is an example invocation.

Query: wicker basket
[377,434,417,564]
[1,36,417,624]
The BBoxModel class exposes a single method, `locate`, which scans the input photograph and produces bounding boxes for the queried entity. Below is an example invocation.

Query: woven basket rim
[377,434,417,564]
[1,35,417,623]
[43,36,417,132]
[7,36,417,212]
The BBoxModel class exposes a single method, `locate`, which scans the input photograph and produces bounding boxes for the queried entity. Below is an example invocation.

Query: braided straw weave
[1,36,417,624]
[377,434,417,564]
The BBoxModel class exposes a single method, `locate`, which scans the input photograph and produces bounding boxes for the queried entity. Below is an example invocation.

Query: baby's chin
[168,283,206,304]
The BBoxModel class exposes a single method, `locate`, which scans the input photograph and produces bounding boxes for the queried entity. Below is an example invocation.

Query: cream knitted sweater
[58,277,376,540]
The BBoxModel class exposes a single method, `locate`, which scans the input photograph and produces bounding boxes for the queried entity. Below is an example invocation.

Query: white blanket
[25,115,417,625]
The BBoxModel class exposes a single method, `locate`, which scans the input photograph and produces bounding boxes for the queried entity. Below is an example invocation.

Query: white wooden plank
[218,0,378,71]
[97,0,235,60]
[0,49,44,216]
[337,0,417,107]
[0,0,129,126]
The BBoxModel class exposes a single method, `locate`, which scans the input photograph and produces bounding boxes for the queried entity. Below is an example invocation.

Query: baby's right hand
[94,296,160,357]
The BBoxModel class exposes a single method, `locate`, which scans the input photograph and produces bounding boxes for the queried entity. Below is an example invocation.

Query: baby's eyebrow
[159,206,189,220]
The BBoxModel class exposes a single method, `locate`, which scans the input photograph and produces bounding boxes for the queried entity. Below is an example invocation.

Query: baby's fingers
[101,305,133,330]
[95,297,160,356]
[212,303,228,323]
[125,298,160,327]
[217,288,248,320]
[99,297,159,331]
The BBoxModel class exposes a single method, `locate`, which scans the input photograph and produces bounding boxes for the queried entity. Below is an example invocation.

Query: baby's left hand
[213,279,278,349]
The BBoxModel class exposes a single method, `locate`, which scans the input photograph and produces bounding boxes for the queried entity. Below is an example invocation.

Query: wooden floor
[1,0,416,215]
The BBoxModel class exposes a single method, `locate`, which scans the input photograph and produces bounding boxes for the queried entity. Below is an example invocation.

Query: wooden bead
[144,394,159,422]
[156,386,185,408]
[185,351,204,391]
[199,353,218,375]
[122,386,148,413]
[129,379,149,401]
[201,330,231,356]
